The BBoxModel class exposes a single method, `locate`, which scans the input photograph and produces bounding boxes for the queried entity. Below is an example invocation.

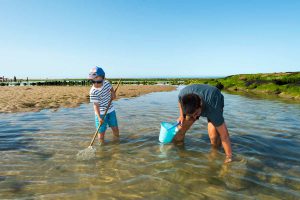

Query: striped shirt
[89,80,114,114]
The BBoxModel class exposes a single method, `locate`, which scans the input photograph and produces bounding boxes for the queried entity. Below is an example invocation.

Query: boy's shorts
[95,110,118,133]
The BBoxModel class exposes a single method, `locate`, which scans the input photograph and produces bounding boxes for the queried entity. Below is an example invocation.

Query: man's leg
[208,121,221,148]
[173,119,195,143]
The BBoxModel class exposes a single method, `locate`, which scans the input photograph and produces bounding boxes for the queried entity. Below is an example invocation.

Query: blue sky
[0,0,299,78]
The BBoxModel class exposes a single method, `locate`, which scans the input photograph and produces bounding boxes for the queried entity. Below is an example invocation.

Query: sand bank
[0,85,175,113]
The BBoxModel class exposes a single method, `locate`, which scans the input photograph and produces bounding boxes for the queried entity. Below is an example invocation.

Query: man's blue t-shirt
[178,84,225,127]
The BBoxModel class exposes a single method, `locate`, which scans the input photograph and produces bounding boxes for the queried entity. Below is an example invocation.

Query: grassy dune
[187,72,300,101]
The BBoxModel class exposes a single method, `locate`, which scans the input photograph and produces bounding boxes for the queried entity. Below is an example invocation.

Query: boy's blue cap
[88,66,105,79]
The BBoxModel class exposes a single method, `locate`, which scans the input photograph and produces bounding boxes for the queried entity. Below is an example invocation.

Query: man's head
[88,66,105,85]
[181,93,202,120]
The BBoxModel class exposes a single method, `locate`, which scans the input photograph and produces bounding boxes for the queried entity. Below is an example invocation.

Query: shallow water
[1,88,300,199]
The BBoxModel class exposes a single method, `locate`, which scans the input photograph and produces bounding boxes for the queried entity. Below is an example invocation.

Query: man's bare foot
[224,155,233,163]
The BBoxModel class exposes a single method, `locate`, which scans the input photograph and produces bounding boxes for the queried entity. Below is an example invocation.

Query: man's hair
[181,94,202,116]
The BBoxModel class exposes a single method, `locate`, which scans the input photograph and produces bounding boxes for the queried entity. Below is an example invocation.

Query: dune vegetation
[187,72,300,101]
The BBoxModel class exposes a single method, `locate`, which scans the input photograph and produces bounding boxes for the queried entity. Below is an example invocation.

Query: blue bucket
[159,122,179,144]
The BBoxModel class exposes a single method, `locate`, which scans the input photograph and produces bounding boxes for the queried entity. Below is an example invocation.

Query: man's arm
[174,101,197,142]
[174,101,185,142]
[178,101,184,122]
[216,122,233,163]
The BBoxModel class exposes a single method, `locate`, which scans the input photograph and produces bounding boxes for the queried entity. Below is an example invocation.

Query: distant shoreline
[1,72,299,102]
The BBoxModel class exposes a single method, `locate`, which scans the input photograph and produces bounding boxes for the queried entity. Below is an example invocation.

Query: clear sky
[0,0,299,79]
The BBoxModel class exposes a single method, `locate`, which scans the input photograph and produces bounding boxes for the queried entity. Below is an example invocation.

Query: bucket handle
[167,122,180,130]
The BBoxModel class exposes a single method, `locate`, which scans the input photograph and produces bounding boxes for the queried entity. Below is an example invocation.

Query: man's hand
[177,116,184,126]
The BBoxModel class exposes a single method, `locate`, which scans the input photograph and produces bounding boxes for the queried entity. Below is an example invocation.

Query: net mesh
[76,146,96,161]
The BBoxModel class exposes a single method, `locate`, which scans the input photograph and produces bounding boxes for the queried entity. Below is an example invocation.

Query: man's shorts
[95,110,118,133]
[207,94,224,124]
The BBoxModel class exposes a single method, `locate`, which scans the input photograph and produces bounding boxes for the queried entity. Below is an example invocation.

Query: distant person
[88,66,119,143]
[174,84,233,163]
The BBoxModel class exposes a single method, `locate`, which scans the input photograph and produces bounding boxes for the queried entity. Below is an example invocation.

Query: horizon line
[1,71,299,80]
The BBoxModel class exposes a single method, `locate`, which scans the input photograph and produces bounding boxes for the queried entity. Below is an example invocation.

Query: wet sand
[0,85,175,113]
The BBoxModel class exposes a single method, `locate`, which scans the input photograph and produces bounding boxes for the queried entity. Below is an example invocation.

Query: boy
[88,66,119,143]
[174,84,233,163]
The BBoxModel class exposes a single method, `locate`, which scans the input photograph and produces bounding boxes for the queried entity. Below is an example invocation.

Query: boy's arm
[93,103,102,123]
[111,87,116,100]
[90,89,102,123]
[216,122,233,163]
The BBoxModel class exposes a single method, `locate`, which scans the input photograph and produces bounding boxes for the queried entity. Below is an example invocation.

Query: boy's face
[91,76,104,86]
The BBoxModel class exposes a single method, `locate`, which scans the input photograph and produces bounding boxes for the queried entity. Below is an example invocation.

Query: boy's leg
[108,111,119,138]
[111,127,119,138]
[207,121,221,148]
[95,115,108,142]
[98,132,106,143]
[173,119,195,143]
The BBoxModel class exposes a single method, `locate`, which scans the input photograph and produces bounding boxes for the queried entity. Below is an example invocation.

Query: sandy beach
[0,85,175,113]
